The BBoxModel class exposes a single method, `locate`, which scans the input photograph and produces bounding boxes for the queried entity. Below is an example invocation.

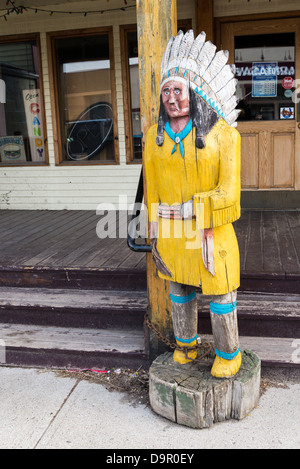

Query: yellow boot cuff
[173,337,198,365]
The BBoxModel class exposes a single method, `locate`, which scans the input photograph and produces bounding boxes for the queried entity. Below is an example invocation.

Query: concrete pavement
[0,366,299,450]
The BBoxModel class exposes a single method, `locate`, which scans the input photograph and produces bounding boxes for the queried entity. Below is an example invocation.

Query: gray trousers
[170,282,240,359]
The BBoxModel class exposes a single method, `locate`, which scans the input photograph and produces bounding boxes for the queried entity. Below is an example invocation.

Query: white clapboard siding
[0,0,196,210]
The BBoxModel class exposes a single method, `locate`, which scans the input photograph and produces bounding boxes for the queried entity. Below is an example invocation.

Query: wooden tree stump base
[149,347,261,429]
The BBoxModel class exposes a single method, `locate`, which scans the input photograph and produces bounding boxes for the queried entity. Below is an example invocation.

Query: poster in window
[22,89,45,162]
[252,62,277,98]
[280,107,294,120]
[0,136,26,163]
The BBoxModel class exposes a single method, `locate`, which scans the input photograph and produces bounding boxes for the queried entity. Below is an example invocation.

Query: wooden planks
[233,210,300,275]
[0,210,299,277]
[0,210,137,269]
[202,334,300,367]
[0,322,148,369]
[0,286,298,337]
[0,323,145,353]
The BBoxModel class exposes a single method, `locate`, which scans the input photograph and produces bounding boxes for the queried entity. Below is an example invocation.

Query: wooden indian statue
[144,30,242,378]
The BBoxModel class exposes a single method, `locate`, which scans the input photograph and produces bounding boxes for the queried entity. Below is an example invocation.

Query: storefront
[214,3,300,208]
[0,0,299,210]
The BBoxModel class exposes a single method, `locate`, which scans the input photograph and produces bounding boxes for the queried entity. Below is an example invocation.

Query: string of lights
[0,0,275,20]
[0,0,136,21]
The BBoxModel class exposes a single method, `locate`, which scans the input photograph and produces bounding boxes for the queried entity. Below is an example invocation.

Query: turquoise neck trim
[165,119,192,157]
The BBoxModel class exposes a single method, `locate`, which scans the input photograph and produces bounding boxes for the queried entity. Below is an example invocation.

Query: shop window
[235,33,295,121]
[0,35,47,165]
[50,29,118,164]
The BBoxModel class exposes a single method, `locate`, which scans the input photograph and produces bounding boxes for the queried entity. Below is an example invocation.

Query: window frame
[0,32,48,167]
[47,27,119,166]
[120,24,141,165]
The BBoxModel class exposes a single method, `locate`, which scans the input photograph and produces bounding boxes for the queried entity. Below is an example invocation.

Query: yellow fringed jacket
[144,119,241,296]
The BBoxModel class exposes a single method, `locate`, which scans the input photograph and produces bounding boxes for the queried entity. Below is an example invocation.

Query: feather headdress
[160,30,240,127]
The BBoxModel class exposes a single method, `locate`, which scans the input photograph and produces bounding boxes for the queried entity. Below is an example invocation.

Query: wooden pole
[136,0,177,361]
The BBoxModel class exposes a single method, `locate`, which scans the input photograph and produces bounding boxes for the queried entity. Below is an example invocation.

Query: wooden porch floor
[0,210,299,278]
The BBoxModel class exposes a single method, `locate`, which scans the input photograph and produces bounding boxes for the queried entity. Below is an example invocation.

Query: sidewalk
[0,366,299,449]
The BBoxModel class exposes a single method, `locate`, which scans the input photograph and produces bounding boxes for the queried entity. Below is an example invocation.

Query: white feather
[226,109,241,126]
[222,96,238,116]
[202,50,229,83]
[186,59,199,75]
[230,64,236,75]
[217,78,238,104]
[209,64,235,93]
[189,31,206,60]
[197,41,217,76]
[178,30,195,71]
[161,36,175,78]
[178,30,194,58]
[169,30,184,63]
[180,57,189,71]
[170,57,181,70]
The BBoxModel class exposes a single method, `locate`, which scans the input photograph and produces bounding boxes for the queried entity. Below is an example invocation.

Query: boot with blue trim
[173,336,198,364]
[210,291,242,378]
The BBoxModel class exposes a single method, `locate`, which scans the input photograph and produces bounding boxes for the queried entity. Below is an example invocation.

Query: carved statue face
[161,80,190,120]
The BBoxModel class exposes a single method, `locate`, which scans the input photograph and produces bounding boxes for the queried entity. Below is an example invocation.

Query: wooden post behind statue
[144,30,242,378]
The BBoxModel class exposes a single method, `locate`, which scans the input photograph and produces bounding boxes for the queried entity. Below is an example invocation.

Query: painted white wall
[0,0,197,210]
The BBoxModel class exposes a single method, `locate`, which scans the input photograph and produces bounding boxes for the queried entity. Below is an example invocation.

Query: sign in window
[235,33,295,121]
[0,39,46,164]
